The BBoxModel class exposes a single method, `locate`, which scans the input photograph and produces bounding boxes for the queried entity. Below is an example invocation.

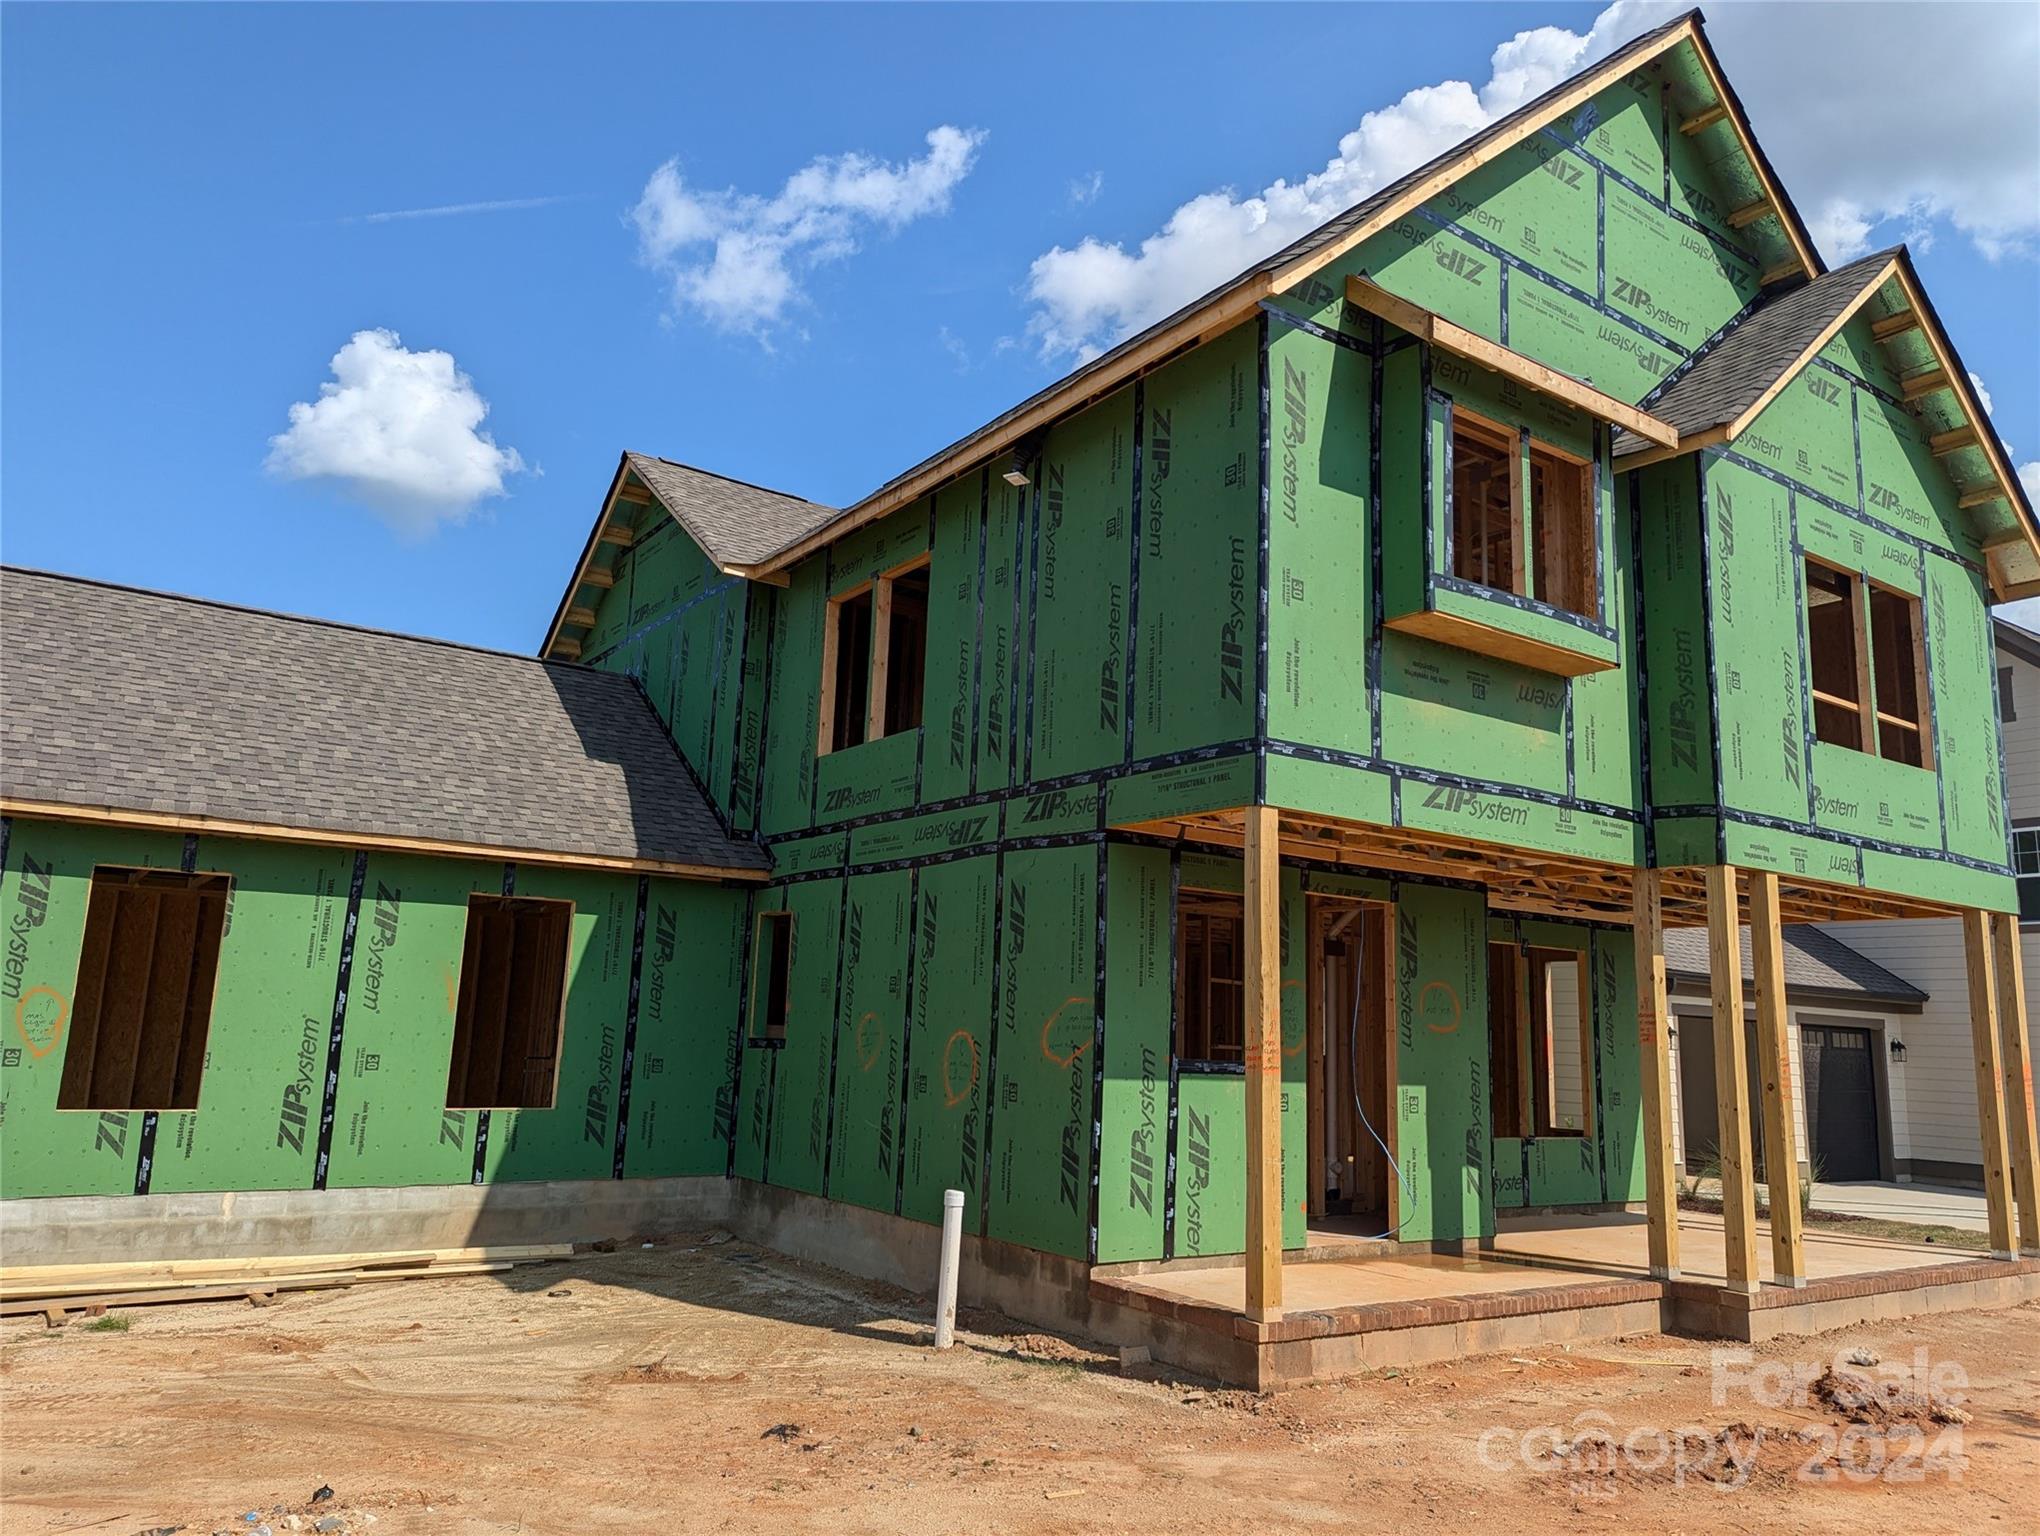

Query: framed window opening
[1176,892,1246,1066]
[1487,943,1593,1140]
[749,910,794,1044]
[1803,556,1932,769]
[1447,407,1599,623]
[445,893,573,1111]
[818,554,931,756]
[57,866,231,1112]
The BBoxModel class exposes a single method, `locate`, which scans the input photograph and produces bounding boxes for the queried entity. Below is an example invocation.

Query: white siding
[2000,637,2040,820]
[1547,958,1587,1131]
[1818,918,2039,1171]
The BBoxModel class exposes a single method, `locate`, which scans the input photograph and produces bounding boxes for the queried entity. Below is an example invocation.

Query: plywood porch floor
[1107,1210,1958,1316]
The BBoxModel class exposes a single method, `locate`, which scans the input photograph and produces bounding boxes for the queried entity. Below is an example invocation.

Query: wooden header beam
[0,798,769,885]
[1346,276,1679,447]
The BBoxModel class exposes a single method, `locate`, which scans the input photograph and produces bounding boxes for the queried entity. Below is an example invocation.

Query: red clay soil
[4,1231,2037,1535]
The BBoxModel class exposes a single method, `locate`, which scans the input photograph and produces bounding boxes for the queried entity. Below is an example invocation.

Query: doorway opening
[1306,899,1393,1237]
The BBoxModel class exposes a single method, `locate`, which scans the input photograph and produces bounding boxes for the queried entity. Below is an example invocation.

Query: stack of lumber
[1,1242,574,1318]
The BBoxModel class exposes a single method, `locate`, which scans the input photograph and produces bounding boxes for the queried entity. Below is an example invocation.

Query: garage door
[1800,1023,1880,1182]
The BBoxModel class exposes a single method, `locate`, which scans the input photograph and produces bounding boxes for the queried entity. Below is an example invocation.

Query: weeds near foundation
[83,1315,130,1333]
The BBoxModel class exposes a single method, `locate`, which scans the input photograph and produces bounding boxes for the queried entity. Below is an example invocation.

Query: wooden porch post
[1244,804,1284,1322]
[1993,912,2039,1256]
[1632,869,1681,1279]
[1705,865,1760,1293]
[1966,909,2018,1259]
[1747,871,1805,1287]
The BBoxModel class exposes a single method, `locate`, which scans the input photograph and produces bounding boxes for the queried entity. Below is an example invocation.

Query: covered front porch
[1110,803,2040,1386]
[1090,1208,2040,1390]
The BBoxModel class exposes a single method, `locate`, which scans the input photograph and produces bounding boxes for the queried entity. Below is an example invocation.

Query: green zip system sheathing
[1635,303,2016,911]
[579,499,766,832]
[0,817,750,1201]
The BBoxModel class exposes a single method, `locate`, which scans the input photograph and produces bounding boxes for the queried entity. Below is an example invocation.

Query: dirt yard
[5,1231,2037,1535]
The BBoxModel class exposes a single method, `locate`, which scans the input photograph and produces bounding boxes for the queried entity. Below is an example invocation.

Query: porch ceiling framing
[1120,806,1966,926]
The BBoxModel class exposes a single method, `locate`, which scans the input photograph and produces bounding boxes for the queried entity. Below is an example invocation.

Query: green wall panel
[1391,883,1490,1243]
[1096,845,1170,1262]
[762,876,845,1197]
[0,820,186,1198]
[477,865,634,1186]
[1266,322,1373,757]
[152,840,355,1195]
[898,855,997,1226]
[623,879,748,1179]
[825,868,913,1213]
[1029,394,1133,782]
[984,845,1094,1259]
[1136,327,1257,759]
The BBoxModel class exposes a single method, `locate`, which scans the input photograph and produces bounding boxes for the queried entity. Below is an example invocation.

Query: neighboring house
[1659,923,1927,1183]
[3,11,2035,1312]
[1803,617,2040,1187]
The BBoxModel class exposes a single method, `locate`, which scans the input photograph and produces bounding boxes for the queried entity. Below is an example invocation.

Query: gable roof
[1618,245,2040,598]
[1999,617,2040,671]
[1617,248,1899,454]
[1,567,769,879]
[623,452,838,568]
[739,7,1820,582]
[1663,922,1927,1010]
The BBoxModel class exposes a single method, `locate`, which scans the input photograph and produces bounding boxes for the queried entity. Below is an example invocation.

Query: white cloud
[1969,371,1996,417]
[1025,1,2039,359]
[1067,170,1104,207]
[632,125,986,338]
[265,329,528,537]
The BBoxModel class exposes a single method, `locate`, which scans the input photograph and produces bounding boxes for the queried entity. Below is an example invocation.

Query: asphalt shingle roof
[0,567,768,873]
[623,452,839,569]
[1663,922,1926,1007]
[1616,249,1898,455]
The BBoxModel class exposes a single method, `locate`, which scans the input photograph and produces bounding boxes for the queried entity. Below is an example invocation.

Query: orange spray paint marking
[1419,980,1462,1035]
[856,1011,884,1072]
[14,987,66,1058]
[1039,996,1093,1068]
[941,1030,980,1108]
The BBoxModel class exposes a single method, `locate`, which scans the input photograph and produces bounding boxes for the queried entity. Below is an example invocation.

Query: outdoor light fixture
[1889,1038,1907,1062]
[1001,459,1030,487]
[1002,429,1048,488]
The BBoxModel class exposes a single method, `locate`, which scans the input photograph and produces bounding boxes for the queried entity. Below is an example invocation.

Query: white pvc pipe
[932,1187,964,1349]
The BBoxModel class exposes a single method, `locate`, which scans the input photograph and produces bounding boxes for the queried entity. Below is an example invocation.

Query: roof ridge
[1,564,604,675]
[627,450,836,512]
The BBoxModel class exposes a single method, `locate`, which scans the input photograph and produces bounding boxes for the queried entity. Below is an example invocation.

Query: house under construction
[4,9,2037,1386]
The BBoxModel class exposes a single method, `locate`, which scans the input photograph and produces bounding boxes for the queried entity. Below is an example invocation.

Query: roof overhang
[741,10,1809,582]
[1619,254,2040,601]
[1346,276,1678,446]
[1,797,771,884]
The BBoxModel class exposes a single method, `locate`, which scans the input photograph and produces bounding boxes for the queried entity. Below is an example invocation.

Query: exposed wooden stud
[1930,425,1980,457]
[548,637,582,661]
[1900,367,1951,402]
[563,606,598,631]
[1759,259,1804,287]
[597,522,636,547]
[1988,912,2037,1255]
[1632,869,1681,1280]
[1870,309,1920,342]
[1959,487,2006,511]
[579,567,616,590]
[815,595,842,761]
[615,483,655,505]
[1678,103,1728,135]
[1964,910,2018,1258]
[1383,608,1619,678]
[1705,865,1760,1294]
[1726,196,1774,230]
[865,574,894,744]
[1747,871,1805,1287]
[1243,804,1283,1323]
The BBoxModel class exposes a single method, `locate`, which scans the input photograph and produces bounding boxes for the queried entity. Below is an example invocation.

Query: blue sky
[4,2,2036,649]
